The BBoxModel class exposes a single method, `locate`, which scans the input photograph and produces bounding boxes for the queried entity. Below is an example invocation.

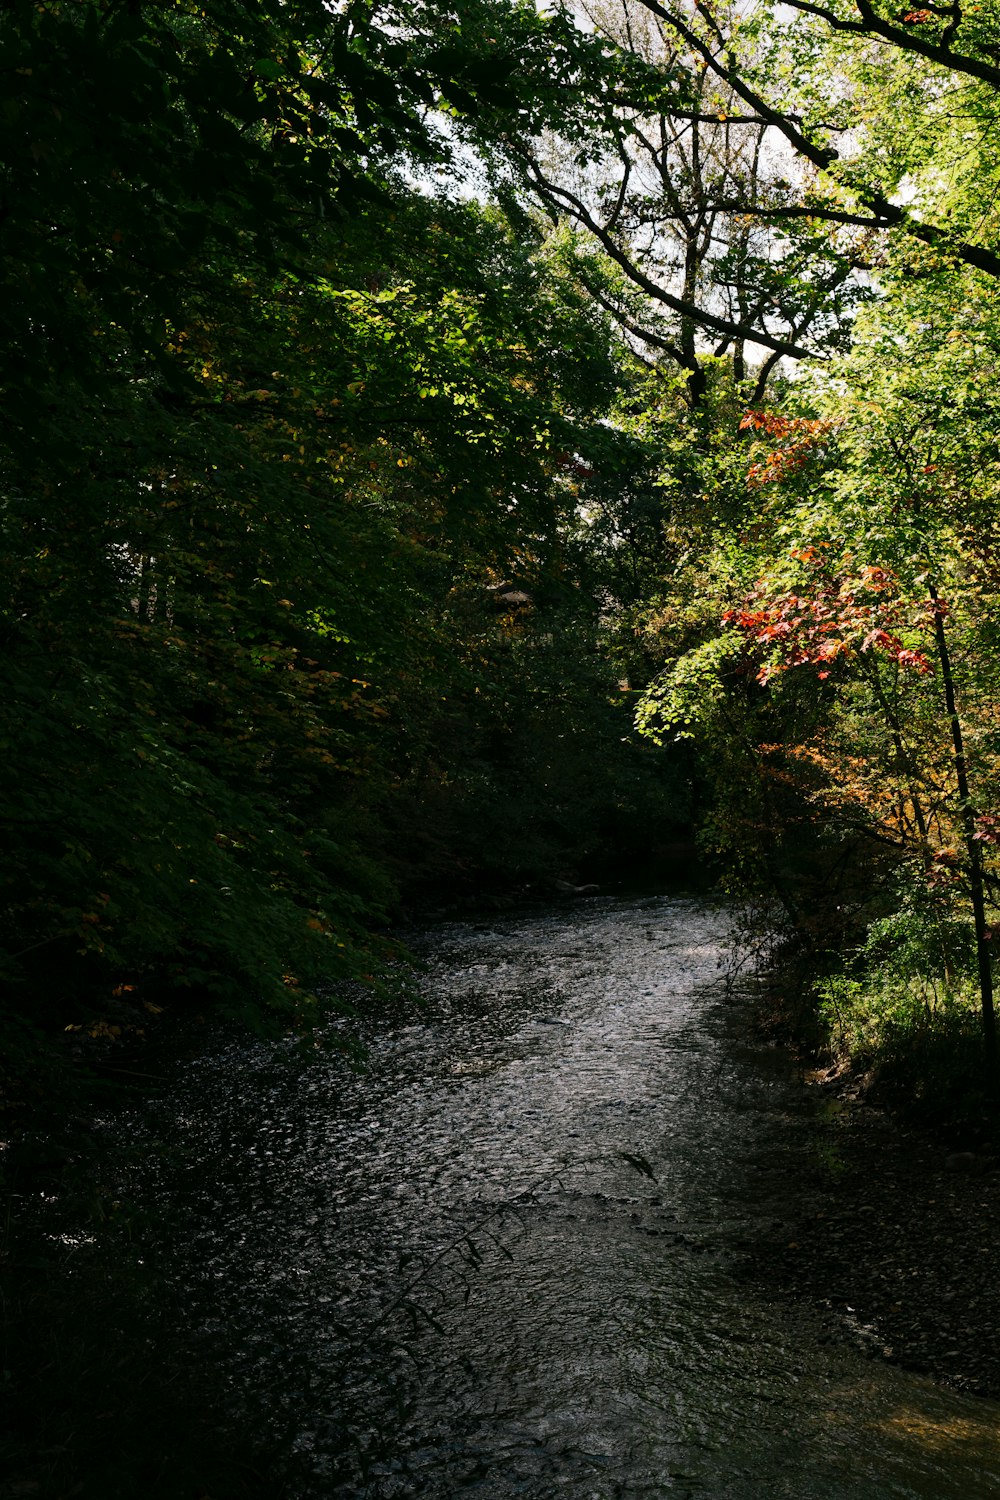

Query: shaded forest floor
[742,1079,1000,1401]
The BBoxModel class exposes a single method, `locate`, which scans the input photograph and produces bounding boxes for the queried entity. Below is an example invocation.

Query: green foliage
[19,0,1000,1485]
[21,0,1000,1114]
[624,180,1000,1090]
[818,897,994,1122]
[1,11,685,1070]
[634,633,744,743]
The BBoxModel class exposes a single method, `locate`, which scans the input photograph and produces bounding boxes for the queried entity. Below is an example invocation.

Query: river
[136,894,1000,1497]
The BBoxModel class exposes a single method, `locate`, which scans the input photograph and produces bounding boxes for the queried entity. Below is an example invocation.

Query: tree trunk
[929,582,1000,1093]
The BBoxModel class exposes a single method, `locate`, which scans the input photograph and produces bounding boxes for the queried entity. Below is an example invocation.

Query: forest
[4,0,1000,1115]
[5,1,1000,1493]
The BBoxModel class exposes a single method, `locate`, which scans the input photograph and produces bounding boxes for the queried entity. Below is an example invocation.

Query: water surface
[140,896,1000,1497]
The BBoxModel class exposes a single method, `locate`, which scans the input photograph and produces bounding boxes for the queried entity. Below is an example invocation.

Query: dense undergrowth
[750,889,1000,1139]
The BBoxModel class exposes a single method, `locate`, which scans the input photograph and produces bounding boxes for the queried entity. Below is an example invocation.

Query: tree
[495,0,864,401]
[2,94,672,1052]
[636,253,1000,1088]
[456,0,998,414]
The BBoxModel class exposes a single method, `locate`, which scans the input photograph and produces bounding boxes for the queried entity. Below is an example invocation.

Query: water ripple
[133,896,1000,1497]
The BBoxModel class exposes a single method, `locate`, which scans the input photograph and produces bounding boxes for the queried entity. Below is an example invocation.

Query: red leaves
[973,814,1000,845]
[740,409,797,437]
[724,552,934,683]
[739,409,839,489]
[857,565,894,593]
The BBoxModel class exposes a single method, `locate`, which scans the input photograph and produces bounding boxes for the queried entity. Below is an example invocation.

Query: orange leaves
[86,1020,122,1041]
[740,410,801,437]
[739,409,840,489]
[896,648,932,673]
[857,565,895,593]
[789,544,830,564]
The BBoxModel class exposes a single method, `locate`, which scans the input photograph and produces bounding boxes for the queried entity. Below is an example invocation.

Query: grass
[818,970,998,1135]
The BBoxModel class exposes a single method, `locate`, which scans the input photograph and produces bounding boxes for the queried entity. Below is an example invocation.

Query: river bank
[740,1078,1000,1401]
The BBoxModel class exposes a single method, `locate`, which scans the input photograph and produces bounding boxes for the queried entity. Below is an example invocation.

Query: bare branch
[513,144,816,359]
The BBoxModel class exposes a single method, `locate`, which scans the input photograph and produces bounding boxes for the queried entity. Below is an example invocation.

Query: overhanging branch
[633,0,1000,281]
[780,0,1000,91]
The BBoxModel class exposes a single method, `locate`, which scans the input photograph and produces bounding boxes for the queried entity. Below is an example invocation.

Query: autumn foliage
[739,410,840,489]
[724,550,934,683]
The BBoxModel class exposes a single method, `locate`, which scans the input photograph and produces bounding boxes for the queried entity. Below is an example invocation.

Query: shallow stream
[138,895,1000,1497]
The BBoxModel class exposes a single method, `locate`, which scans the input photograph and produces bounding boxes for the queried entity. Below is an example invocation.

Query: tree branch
[576,272,688,365]
[633,0,1000,280]
[780,0,1000,90]
[512,144,815,360]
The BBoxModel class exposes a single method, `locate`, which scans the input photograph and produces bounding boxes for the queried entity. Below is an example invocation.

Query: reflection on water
[136,897,1000,1497]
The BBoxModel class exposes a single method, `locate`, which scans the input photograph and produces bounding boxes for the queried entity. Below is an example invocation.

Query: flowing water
[139,895,1000,1497]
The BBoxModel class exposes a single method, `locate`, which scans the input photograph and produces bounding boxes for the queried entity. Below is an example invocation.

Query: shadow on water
[128,895,1000,1497]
